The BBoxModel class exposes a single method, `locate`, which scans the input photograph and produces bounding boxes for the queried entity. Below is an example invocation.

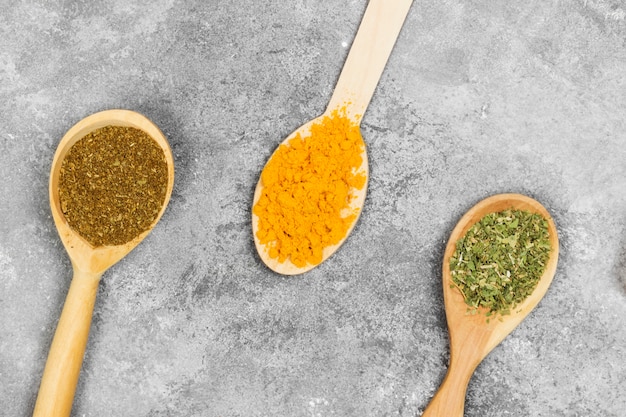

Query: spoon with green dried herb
[422,193,559,417]
[33,109,174,417]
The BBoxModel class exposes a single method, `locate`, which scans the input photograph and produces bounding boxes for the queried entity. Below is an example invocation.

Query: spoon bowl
[251,116,370,275]
[33,109,174,417]
[422,193,559,417]
[252,0,414,275]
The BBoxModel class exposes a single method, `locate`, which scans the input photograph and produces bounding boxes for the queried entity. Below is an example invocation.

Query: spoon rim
[49,109,175,274]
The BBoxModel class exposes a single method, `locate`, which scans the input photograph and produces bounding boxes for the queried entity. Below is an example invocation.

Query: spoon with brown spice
[33,109,174,417]
[422,193,559,417]
[252,0,414,275]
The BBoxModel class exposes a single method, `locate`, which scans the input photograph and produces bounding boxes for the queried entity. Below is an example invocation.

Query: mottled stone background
[1,1,625,416]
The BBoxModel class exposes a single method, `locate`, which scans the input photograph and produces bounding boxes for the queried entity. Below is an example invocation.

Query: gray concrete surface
[1,1,625,416]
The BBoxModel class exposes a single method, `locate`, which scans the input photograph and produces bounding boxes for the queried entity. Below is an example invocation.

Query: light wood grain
[252,0,414,275]
[33,109,174,417]
[422,193,559,417]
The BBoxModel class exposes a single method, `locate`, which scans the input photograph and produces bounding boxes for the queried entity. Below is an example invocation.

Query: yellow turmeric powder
[253,108,367,268]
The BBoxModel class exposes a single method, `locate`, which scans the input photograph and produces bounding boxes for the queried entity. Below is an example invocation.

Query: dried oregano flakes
[449,209,552,319]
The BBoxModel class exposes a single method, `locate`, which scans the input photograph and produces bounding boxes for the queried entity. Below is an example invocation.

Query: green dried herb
[449,209,551,319]
[59,125,168,247]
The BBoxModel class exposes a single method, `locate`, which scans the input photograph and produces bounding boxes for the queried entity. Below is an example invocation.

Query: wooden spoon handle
[421,331,485,417]
[421,358,476,417]
[327,0,413,121]
[33,269,102,417]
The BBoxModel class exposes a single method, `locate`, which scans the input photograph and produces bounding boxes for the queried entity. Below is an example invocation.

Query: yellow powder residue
[253,108,367,268]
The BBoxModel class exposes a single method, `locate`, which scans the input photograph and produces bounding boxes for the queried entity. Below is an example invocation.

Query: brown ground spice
[58,125,168,247]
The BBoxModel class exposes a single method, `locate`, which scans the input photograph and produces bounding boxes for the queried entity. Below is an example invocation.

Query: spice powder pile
[59,125,168,247]
[253,108,367,268]
[449,209,552,319]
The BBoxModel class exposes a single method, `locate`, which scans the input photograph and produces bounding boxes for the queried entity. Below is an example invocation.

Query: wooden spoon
[33,109,175,417]
[252,0,414,275]
[422,193,559,417]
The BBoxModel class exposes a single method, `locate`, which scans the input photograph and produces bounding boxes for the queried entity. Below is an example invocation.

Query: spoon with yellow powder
[422,193,559,417]
[252,0,414,275]
[33,110,174,417]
